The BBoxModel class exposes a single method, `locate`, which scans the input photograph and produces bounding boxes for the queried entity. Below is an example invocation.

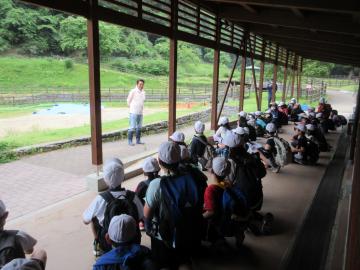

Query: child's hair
[144,171,160,180]
[159,159,179,172]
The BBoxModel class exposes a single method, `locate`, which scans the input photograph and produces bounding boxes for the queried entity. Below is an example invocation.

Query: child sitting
[93,214,156,270]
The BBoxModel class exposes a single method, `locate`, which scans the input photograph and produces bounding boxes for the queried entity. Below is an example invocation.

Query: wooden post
[282,51,289,102]
[258,42,266,110]
[168,0,178,136]
[297,57,303,99]
[291,56,298,98]
[211,16,220,130]
[87,0,102,167]
[346,81,360,270]
[239,32,248,112]
[248,36,259,110]
[271,45,279,103]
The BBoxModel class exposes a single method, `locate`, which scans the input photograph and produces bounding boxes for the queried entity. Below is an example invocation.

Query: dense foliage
[0,0,358,77]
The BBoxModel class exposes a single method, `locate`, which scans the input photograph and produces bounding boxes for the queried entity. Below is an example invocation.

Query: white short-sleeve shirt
[83,190,144,226]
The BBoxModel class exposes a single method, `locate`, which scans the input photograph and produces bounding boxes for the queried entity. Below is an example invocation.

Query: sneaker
[261,213,274,235]
[136,141,145,145]
[294,158,305,165]
[128,142,135,146]
[93,239,103,257]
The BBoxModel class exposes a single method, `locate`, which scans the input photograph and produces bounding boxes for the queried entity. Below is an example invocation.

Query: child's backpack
[100,190,140,251]
[158,174,201,252]
[0,230,25,268]
[306,140,320,164]
[93,244,154,270]
[221,186,249,236]
[191,136,216,170]
[273,137,292,167]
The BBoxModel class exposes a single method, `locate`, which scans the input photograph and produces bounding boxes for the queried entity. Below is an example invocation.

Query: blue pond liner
[34,103,104,115]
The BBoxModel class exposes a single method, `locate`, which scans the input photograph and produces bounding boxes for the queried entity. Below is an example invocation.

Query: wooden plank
[204,0,360,14]
[220,7,360,35]
[87,0,103,166]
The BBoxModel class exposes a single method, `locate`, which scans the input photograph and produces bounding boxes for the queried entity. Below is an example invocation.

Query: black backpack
[306,140,320,164]
[0,230,25,268]
[99,190,140,251]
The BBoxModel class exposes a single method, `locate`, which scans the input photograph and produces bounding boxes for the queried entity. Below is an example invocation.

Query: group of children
[0,97,344,270]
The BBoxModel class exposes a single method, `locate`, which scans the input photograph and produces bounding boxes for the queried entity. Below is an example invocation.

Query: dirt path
[0,107,164,137]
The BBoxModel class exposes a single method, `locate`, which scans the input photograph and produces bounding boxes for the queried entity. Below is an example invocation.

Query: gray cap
[142,157,160,173]
[222,131,242,148]
[212,157,231,177]
[306,124,315,131]
[158,141,181,164]
[170,131,185,143]
[295,124,306,132]
[103,158,124,189]
[108,214,137,243]
[194,121,205,134]
[0,200,6,217]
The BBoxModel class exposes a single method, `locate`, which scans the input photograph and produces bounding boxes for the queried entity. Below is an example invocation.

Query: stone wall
[14,108,212,156]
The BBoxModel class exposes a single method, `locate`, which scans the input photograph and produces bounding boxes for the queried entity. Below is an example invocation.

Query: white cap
[194,121,205,134]
[316,113,323,118]
[0,200,6,217]
[306,124,315,131]
[218,116,229,125]
[142,157,160,173]
[179,145,190,161]
[103,158,125,189]
[212,157,231,178]
[295,124,306,132]
[243,127,250,135]
[309,112,316,118]
[2,259,43,270]
[108,214,137,243]
[170,131,185,143]
[290,98,297,103]
[233,127,245,135]
[278,101,285,106]
[223,131,242,148]
[266,123,276,133]
[319,97,326,104]
[158,141,181,164]
[247,119,255,127]
[238,111,247,118]
[255,111,262,116]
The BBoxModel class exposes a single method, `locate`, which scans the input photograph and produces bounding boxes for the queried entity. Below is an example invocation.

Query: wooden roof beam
[219,5,360,35]
[247,25,360,48]
[204,0,360,15]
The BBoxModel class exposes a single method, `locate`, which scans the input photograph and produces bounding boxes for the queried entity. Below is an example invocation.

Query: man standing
[127,79,145,146]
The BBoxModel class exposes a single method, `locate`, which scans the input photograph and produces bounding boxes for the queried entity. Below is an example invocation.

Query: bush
[64,59,74,69]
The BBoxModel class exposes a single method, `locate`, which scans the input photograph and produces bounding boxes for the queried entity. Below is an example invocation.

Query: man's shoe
[128,142,135,146]
[136,141,145,145]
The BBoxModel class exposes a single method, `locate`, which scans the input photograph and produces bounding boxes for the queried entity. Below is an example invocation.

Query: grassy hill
[0,56,241,93]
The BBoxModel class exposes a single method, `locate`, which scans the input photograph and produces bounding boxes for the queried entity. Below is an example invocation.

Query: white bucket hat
[108,214,137,243]
[142,157,160,173]
[233,127,245,135]
[306,124,315,131]
[103,158,125,189]
[295,124,306,132]
[218,116,229,126]
[212,157,231,178]
[316,113,323,119]
[266,123,276,133]
[194,121,205,134]
[223,131,242,148]
[238,111,247,118]
[255,111,262,116]
[158,141,181,165]
[170,131,185,143]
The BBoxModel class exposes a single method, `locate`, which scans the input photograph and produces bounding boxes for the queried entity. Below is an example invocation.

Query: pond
[34,103,104,115]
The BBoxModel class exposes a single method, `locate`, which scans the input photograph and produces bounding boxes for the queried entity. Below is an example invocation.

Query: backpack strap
[100,191,115,204]
[193,135,213,148]
[124,190,135,202]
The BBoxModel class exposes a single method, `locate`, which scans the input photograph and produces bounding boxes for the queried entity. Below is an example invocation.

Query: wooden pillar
[297,57,303,99]
[282,51,289,102]
[271,45,279,103]
[350,83,360,161]
[87,0,102,167]
[346,82,360,270]
[211,16,220,130]
[258,42,266,110]
[291,56,298,98]
[239,55,246,111]
[168,0,178,136]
